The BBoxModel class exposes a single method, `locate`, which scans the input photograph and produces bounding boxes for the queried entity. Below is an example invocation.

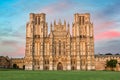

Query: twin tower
[25,13,95,70]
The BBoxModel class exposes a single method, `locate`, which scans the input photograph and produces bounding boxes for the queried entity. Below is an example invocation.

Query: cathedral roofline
[29,13,46,15]
[74,13,90,16]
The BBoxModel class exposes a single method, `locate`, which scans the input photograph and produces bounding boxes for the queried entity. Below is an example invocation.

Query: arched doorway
[13,64,17,69]
[57,62,63,70]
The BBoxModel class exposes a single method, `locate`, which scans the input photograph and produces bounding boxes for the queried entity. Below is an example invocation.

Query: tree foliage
[106,59,117,69]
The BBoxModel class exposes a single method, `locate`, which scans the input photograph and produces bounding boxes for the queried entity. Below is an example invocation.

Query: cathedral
[25,13,95,70]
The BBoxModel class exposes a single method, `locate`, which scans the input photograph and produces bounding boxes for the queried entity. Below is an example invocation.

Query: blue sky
[0,0,120,57]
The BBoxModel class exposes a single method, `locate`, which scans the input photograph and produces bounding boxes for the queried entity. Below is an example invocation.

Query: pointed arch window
[59,41,61,55]
[38,17,40,24]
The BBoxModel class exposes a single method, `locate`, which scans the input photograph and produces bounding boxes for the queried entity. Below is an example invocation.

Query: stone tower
[25,13,48,70]
[25,13,95,70]
[72,13,95,70]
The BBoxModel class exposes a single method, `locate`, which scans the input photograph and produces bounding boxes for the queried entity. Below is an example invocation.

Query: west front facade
[25,13,95,70]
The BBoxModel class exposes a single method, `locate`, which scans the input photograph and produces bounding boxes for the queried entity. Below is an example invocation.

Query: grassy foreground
[0,70,120,80]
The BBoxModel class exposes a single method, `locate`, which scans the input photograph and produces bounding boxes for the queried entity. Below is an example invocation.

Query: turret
[64,20,66,26]
[67,23,70,33]
[54,20,56,25]
[50,22,53,32]
[74,13,79,23]
[29,13,35,23]
[40,13,46,22]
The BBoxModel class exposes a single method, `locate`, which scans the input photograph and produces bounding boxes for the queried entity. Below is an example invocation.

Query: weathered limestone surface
[24,13,95,70]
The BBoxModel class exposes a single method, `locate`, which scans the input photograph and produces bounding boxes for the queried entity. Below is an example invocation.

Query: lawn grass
[0,70,120,80]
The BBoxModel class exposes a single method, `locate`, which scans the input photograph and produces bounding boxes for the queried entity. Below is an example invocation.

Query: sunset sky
[0,0,120,58]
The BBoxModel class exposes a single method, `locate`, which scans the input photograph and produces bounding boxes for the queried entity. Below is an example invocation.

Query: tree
[106,59,117,71]
[105,53,112,55]
[115,53,119,55]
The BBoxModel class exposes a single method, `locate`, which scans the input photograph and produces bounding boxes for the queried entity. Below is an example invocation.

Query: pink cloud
[94,21,116,33]
[0,45,25,58]
[40,1,75,14]
[13,46,25,57]
[94,21,118,41]
[1,41,18,47]
[0,40,25,58]
[95,30,120,41]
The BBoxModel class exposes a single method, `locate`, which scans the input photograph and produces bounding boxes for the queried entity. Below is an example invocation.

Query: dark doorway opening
[71,66,76,70]
[13,64,17,69]
[57,62,63,70]
[23,65,25,70]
